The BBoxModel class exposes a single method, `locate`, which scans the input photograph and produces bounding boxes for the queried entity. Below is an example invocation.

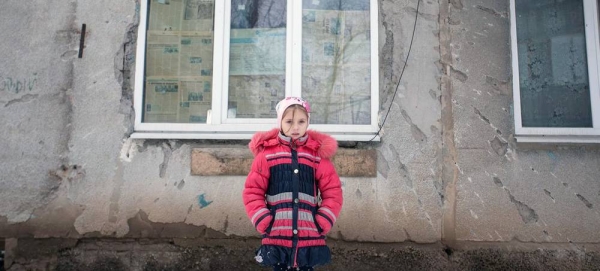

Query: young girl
[243,97,343,271]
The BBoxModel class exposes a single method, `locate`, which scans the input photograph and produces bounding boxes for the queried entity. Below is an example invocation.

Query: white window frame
[510,0,600,143]
[132,0,380,141]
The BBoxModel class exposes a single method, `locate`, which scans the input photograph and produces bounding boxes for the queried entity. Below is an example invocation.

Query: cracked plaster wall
[0,0,598,247]
[447,0,600,243]
[0,0,443,243]
[0,1,79,226]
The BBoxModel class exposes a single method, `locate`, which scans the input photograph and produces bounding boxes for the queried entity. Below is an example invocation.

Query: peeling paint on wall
[377,150,390,179]
[119,138,140,162]
[575,194,593,209]
[543,189,555,202]
[176,180,185,190]
[490,137,508,156]
[449,0,463,10]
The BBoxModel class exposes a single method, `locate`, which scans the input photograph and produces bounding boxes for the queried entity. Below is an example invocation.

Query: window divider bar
[220,1,233,124]
[509,0,524,134]
[291,0,303,97]
[211,0,226,125]
[370,0,380,131]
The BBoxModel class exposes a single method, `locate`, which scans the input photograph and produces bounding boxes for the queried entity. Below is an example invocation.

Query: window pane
[228,0,286,119]
[143,0,214,123]
[302,0,371,125]
[515,0,592,128]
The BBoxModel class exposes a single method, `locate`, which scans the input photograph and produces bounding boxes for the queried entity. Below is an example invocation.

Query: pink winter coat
[243,128,343,267]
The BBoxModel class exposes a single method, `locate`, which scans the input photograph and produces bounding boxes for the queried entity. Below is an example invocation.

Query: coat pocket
[265,209,276,235]
[313,210,323,234]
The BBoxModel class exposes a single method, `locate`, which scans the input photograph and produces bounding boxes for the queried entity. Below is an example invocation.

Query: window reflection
[301,0,371,125]
[228,0,286,119]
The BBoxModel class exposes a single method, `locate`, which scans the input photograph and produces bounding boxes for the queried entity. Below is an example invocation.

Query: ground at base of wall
[4,238,600,271]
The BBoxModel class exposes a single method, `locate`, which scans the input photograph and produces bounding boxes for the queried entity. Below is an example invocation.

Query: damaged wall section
[0,0,598,253]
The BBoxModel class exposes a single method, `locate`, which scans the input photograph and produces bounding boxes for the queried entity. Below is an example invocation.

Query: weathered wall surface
[446,0,600,244]
[0,0,137,237]
[0,0,598,251]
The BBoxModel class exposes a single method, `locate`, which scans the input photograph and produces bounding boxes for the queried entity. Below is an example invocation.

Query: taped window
[134,0,380,141]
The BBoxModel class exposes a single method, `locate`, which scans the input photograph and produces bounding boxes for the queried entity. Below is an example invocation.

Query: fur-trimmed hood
[249,128,338,159]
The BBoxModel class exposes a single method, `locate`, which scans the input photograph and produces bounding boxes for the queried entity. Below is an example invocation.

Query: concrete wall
[0,0,598,248]
[446,0,600,244]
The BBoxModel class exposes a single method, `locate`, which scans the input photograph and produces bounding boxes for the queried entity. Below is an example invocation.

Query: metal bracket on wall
[78,23,86,58]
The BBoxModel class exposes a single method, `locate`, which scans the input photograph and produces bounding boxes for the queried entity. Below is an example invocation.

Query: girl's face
[281,106,308,140]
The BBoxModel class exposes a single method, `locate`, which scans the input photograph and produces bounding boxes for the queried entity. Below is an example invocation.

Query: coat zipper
[291,148,299,267]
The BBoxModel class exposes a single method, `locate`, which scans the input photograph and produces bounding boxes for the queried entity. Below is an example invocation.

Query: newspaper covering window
[302,0,371,125]
[143,0,214,123]
[227,0,286,119]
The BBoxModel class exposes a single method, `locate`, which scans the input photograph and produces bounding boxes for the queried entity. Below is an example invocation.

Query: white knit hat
[275,97,311,129]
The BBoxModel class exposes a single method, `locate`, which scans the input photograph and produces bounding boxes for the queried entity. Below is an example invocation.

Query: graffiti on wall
[198,193,213,209]
[0,73,38,94]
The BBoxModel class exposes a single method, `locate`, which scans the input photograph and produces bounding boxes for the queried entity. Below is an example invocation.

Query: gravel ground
[4,238,600,271]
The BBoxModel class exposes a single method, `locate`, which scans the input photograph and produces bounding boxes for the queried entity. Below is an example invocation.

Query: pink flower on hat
[275,97,311,129]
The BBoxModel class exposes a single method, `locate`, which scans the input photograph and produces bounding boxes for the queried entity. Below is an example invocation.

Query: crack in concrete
[157,140,183,178]
[450,66,467,82]
[401,109,427,143]
[485,75,510,96]
[449,0,463,10]
[54,0,78,168]
[493,177,503,187]
[490,136,508,156]
[108,160,126,224]
[159,142,173,178]
[475,5,508,18]
[473,107,490,124]
[177,179,185,190]
[377,150,390,179]
[575,194,593,209]
[497,176,538,224]
[544,189,555,202]
[439,0,458,246]
[508,192,538,224]
[4,94,39,107]
[473,108,509,148]
[400,161,412,189]
[388,144,416,189]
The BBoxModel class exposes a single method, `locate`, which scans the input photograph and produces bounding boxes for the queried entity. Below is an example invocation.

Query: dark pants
[272,263,314,271]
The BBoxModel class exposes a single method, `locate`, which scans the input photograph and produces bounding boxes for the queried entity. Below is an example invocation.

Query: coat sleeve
[315,158,343,235]
[242,152,272,234]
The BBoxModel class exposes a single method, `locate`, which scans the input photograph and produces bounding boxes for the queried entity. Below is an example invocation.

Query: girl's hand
[315,215,332,235]
[256,214,273,234]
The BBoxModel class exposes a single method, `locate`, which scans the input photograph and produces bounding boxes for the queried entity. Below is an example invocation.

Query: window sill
[515,135,600,144]
[130,132,381,142]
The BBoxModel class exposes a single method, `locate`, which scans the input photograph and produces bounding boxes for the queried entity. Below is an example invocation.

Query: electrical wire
[369,0,421,142]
